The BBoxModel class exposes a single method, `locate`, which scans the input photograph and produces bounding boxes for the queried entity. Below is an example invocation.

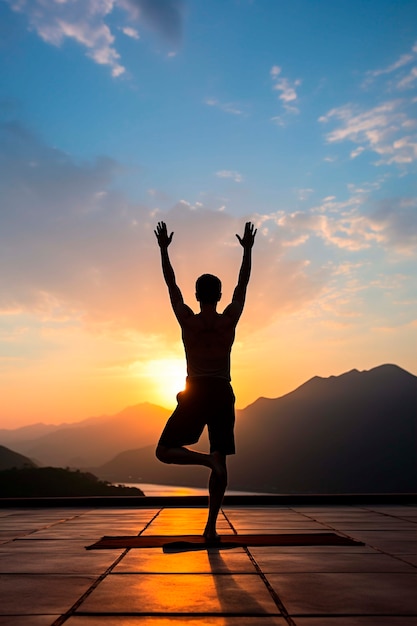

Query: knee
[155,445,170,464]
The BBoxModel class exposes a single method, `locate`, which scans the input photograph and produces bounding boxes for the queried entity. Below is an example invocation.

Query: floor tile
[266,572,417,615]
[77,572,280,615]
[400,554,417,566]
[0,547,121,574]
[248,550,416,572]
[0,503,416,623]
[114,547,254,573]
[0,617,60,626]
[0,574,96,614]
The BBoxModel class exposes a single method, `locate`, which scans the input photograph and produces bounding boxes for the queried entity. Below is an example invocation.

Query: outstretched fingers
[236,221,257,248]
[154,221,174,247]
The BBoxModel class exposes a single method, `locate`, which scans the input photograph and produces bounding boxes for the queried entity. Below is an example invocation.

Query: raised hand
[154,221,173,249]
[236,221,257,249]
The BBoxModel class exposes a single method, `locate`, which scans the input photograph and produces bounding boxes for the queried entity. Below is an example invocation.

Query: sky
[0,0,416,428]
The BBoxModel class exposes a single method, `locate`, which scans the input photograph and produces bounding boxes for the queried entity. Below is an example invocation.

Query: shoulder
[173,302,195,325]
[221,301,243,326]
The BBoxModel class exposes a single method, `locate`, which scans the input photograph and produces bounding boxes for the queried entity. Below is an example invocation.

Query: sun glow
[142,358,187,407]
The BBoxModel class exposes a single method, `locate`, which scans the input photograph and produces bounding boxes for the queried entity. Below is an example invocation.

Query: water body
[123,482,271,497]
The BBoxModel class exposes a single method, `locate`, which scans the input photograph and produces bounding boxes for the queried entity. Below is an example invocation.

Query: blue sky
[0,0,416,426]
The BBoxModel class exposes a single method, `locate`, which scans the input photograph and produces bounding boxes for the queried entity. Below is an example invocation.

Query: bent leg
[203,452,227,541]
[156,444,226,474]
[155,444,213,468]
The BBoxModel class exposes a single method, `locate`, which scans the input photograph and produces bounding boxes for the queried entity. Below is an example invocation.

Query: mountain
[92,364,417,494]
[0,423,65,444]
[1,404,171,467]
[0,466,144,497]
[95,444,209,490]
[2,364,416,494]
[0,445,37,471]
[228,363,416,493]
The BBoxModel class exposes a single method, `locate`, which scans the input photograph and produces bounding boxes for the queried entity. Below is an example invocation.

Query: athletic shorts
[158,376,236,455]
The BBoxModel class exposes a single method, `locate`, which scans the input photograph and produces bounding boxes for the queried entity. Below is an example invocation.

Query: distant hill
[2,364,416,494]
[0,423,67,445]
[0,466,144,497]
[95,444,209,490]
[228,364,416,493]
[0,445,36,471]
[93,364,417,494]
[1,404,171,467]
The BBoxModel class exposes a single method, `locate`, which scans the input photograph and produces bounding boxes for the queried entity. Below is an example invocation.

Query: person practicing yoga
[154,220,256,540]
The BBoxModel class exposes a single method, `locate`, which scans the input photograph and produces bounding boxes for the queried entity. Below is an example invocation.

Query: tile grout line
[361,505,417,525]
[221,508,297,626]
[49,507,164,626]
[293,507,417,571]
[5,512,86,544]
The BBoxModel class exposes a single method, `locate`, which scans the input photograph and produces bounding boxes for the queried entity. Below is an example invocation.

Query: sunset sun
[143,358,186,408]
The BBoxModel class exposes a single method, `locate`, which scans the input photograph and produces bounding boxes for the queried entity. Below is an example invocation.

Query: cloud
[0,118,329,339]
[270,65,301,116]
[2,117,414,349]
[297,188,314,201]
[364,41,417,91]
[265,192,417,256]
[370,198,417,255]
[204,98,245,116]
[122,26,140,39]
[319,100,417,165]
[367,52,415,79]
[397,66,417,90]
[121,0,183,46]
[4,0,184,76]
[216,170,243,183]
[6,0,126,77]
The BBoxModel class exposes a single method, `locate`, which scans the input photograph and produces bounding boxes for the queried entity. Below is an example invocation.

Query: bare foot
[203,529,221,542]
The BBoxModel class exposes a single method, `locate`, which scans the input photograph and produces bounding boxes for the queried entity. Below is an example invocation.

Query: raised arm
[154,221,192,321]
[225,221,257,321]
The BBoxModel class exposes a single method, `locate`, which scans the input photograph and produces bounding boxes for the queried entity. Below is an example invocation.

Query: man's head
[195,274,222,304]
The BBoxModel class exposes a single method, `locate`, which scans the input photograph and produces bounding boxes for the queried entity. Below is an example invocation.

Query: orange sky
[1,210,416,429]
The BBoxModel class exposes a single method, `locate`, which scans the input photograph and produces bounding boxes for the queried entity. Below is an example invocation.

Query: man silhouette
[154,220,256,540]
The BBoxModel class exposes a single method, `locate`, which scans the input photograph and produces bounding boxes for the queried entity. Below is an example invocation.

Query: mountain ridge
[1,364,416,494]
[0,445,36,471]
[91,363,416,494]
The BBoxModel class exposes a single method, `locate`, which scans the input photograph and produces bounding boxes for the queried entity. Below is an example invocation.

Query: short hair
[195,274,222,304]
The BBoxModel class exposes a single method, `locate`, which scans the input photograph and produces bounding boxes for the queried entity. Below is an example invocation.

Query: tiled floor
[0,503,416,625]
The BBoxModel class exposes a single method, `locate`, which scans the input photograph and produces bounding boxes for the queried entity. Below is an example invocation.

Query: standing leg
[203,451,227,540]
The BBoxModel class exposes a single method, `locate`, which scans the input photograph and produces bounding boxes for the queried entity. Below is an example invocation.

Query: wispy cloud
[270,65,301,123]
[397,66,417,90]
[297,188,314,201]
[365,40,417,91]
[0,117,327,338]
[258,190,417,257]
[216,170,243,183]
[367,52,415,79]
[1,112,415,355]
[319,100,417,165]
[4,0,184,76]
[204,98,245,116]
[363,42,417,93]
[121,26,140,40]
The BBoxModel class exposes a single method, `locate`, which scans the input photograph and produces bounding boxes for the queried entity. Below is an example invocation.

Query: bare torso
[181,310,236,380]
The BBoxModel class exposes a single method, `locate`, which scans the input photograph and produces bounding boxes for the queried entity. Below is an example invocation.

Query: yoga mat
[86,532,364,551]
